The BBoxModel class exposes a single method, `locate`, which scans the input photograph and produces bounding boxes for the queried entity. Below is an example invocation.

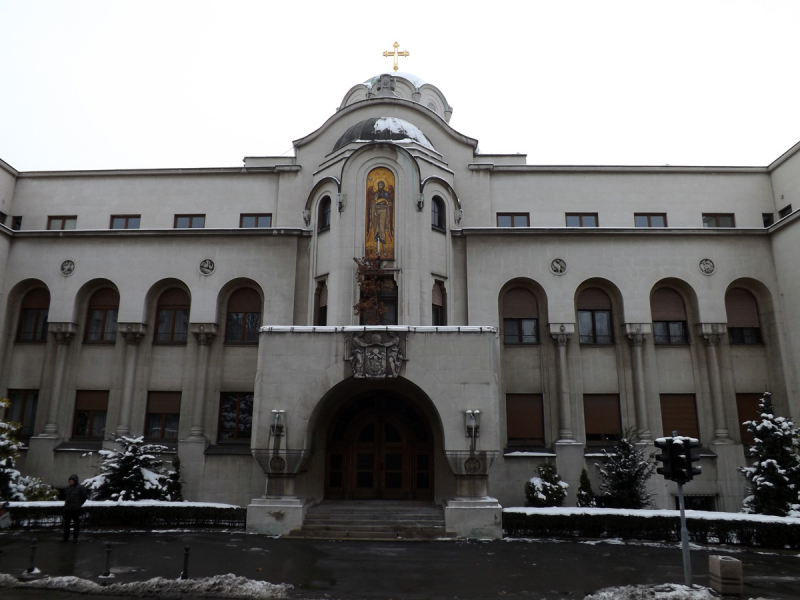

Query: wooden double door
[325,395,433,500]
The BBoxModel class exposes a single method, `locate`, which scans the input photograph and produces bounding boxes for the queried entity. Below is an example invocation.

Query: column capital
[624,323,650,346]
[118,322,147,345]
[549,323,574,347]
[697,323,726,346]
[48,322,78,345]
[190,323,218,346]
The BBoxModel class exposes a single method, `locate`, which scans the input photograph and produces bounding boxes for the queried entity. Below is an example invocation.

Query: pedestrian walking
[62,474,88,543]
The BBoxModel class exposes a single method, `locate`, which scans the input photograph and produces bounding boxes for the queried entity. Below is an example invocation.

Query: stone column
[626,323,651,440]
[44,323,77,435]
[699,323,730,443]
[189,323,217,440]
[550,324,575,442]
[116,323,146,436]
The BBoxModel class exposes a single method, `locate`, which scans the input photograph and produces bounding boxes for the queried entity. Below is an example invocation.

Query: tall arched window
[651,288,688,344]
[17,288,50,342]
[577,288,613,344]
[314,281,328,326]
[225,287,261,343]
[432,281,447,326]
[503,287,538,344]
[85,288,119,342]
[318,196,331,232]
[725,288,762,344]
[155,288,190,343]
[431,196,445,231]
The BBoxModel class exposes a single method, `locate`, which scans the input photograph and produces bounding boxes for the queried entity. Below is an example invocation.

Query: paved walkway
[1,530,799,599]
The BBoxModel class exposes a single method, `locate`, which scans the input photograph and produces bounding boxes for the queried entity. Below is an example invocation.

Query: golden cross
[382,42,409,71]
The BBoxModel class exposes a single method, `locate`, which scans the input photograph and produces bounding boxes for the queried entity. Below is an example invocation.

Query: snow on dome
[333,117,435,152]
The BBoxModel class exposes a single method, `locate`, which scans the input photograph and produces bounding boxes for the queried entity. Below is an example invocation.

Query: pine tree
[739,392,800,517]
[577,468,596,507]
[595,428,655,509]
[0,398,58,501]
[84,435,170,501]
[524,462,568,507]
[165,455,184,502]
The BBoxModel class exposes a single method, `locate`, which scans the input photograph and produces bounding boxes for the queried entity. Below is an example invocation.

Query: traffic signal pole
[676,481,692,586]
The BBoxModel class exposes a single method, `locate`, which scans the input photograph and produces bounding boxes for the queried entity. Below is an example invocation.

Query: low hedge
[503,508,800,550]
[6,503,246,530]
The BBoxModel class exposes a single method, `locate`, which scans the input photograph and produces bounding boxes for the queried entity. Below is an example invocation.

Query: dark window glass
[578,310,613,344]
[225,288,261,343]
[431,197,445,231]
[635,214,667,227]
[12,216,22,230]
[653,321,688,344]
[763,213,774,227]
[47,216,77,230]
[728,327,763,345]
[174,215,205,228]
[146,392,181,439]
[359,278,398,325]
[702,213,735,228]
[73,391,108,439]
[778,205,792,219]
[218,392,254,441]
[503,318,538,344]
[110,215,141,229]
[84,288,119,342]
[566,213,598,227]
[318,197,331,232]
[18,289,50,342]
[241,214,272,228]
[155,288,190,343]
[5,391,38,438]
[497,213,529,227]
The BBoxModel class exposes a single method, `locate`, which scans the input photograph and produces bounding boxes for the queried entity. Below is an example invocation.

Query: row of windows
[16,287,261,344]
[502,286,763,346]
[29,214,274,231]
[497,208,794,228]
[2,390,253,443]
[506,392,764,447]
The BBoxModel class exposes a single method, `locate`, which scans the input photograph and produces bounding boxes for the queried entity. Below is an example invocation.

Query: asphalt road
[1,531,799,599]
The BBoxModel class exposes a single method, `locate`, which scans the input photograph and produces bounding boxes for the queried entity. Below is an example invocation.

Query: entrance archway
[325,392,433,500]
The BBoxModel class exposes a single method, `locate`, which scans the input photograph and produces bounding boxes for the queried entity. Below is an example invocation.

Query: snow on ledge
[504,506,800,524]
[504,451,557,457]
[259,325,497,334]
[9,500,241,508]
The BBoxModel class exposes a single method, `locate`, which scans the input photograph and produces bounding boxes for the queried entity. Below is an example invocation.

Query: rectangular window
[85,308,118,342]
[736,393,762,445]
[226,311,260,343]
[762,213,774,227]
[18,307,49,342]
[583,394,621,444]
[146,392,181,440]
[5,390,38,438]
[0,212,6,225]
[11,216,22,230]
[634,213,667,227]
[218,392,254,441]
[702,213,735,228]
[653,321,688,345]
[496,213,530,227]
[72,390,108,439]
[110,215,141,229]
[47,216,77,230]
[503,318,539,344]
[566,213,598,227]
[506,394,544,445]
[728,327,762,345]
[156,308,189,343]
[240,214,272,228]
[778,204,793,219]
[174,214,205,229]
[578,309,612,344]
[659,394,699,439]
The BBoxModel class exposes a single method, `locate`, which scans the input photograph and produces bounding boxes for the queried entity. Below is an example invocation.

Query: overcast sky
[1,1,799,172]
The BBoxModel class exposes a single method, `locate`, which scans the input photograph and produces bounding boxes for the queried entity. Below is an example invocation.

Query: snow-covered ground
[8,500,240,508]
[0,572,292,598]
[504,506,800,523]
[585,584,754,599]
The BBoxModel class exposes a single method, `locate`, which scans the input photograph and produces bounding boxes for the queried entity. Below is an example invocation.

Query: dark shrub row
[503,510,800,550]
[8,504,246,530]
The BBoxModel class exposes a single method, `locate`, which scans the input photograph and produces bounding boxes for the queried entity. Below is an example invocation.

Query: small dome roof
[333,117,435,152]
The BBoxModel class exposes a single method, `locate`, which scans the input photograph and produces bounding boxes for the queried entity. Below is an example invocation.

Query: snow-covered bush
[0,398,58,501]
[577,468,596,507]
[164,455,184,502]
[595,429,654,509]
[84,435,173,501]
[739,392,800,517]
[524,462,568,507]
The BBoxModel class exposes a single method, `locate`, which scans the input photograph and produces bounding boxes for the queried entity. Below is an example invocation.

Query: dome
[333,117,435,152]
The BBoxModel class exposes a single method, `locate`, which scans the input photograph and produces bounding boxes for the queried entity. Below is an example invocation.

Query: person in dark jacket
[63,474,88,543]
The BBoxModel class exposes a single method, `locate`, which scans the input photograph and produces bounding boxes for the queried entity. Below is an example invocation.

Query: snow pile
[371,117,435,150]
[505,505,799,523]
[584,584,720,599]
[0,572,292,598]
[9,499,239,508]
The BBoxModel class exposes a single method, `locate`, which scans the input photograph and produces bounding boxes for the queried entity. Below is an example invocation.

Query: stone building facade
[1,72,799,536]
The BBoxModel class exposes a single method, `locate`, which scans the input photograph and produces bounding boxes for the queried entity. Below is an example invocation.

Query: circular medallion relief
[698,258,715,276]
[550,258,567,275]
[60,260,75,277]
[199,259,215,276]
[464,457,482,474]
[269,456,286,473]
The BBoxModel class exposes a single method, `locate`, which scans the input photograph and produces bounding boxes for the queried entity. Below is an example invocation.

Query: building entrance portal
[325,393,433,500]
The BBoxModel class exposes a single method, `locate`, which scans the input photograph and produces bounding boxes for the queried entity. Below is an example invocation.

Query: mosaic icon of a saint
[365,167,395,259]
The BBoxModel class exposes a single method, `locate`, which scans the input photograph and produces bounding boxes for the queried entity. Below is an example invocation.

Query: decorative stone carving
[54,330,75,345]
[464,457,481,474]
[699,258,716,275]
[60,260,75,276]
[703,332,722,347]
[416,193,425,212]
[269,456,286,473]
[192,325,217,346]
[199,259,215,275]
[337,193,347,213]
[552,333,570,347]
[302,209,311,226]
[347,332,405,379]
[550,258,567,275]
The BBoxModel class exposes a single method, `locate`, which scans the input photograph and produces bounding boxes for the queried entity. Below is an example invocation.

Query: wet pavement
[1,530,799,599]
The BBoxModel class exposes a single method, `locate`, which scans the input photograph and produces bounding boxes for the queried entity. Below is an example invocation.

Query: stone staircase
[286,500,455,540]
